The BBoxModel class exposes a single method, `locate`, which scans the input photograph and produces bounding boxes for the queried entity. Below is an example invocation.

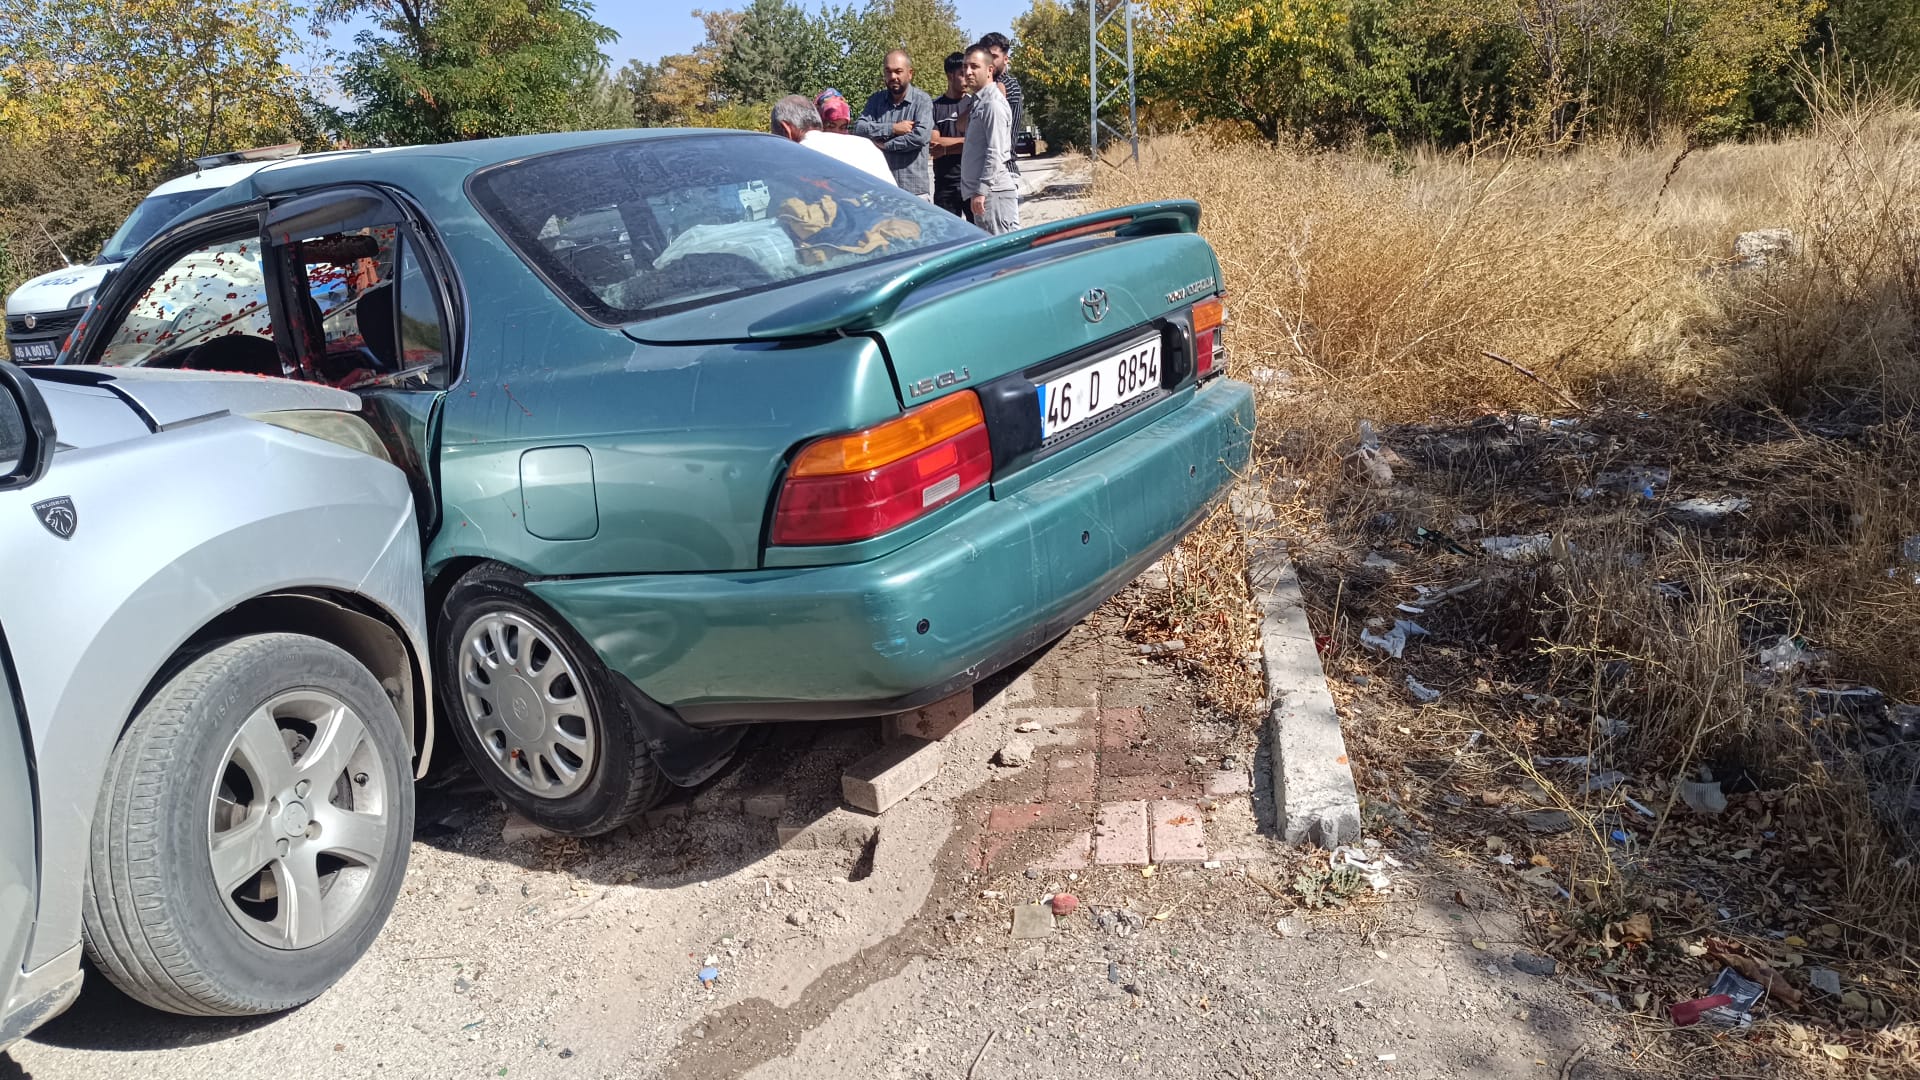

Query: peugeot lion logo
[33,497,76,540]
[1081,288,1109,323]
[21,314,35,330]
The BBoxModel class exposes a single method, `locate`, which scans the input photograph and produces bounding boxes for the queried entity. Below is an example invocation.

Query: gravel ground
[7,600,1639,1080]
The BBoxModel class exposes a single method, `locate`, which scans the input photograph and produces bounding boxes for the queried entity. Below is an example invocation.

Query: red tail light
[1192,296,1224,379]
[772,393,993,546]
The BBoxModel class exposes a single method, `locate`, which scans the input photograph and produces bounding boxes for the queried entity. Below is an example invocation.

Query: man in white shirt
[772,95,896,187]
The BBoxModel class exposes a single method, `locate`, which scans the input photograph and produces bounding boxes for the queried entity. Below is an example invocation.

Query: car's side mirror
[0,362,57,491]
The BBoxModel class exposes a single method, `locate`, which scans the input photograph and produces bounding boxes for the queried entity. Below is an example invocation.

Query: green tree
[325,0,617,144]
[717,0,837,103]
[1137,0,1357,142]
[1012,0,1090,148]
[823,0,967,100]
[0,0,309,182]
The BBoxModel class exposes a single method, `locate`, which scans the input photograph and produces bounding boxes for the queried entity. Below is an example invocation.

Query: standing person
[853,50,933,198]
[958,46,1017,234]
[929,52,969,218]
[978,31,1023,172]
[771,94,896,186]
[814,89,852,133]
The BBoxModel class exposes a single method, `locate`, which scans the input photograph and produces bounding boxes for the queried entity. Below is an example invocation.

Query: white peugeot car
[4,145,372,365]
[0,360,430,1043]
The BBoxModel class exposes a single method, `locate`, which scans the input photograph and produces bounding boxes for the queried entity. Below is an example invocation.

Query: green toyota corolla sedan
[60,130,1254,835]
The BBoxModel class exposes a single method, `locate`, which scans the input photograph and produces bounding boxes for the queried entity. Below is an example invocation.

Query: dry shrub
[1092,78,1920,1008]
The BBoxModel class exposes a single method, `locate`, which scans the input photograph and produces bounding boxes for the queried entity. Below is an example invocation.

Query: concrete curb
[1232,487,1362,849]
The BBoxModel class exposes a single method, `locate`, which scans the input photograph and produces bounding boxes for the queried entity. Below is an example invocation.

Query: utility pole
[1088,0,1138,164]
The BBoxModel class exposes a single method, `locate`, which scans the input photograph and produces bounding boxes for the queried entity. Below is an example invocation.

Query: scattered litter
[1331,846,1392,892]
[1522,810,1574,834]
[1534,755,1590,767]
[1623,795,1656,819]
[1377,1054,1398,1062]
[696,965,719,988]
[1512,952,1558,977]
[993,738,1035,768]
[979,890,1003,899]
[1809,967,1843,996]
[1406,676,1441,703]
[1678,780,1728,815]
[1013,720,1042,733]
[1010,904,1054,939]
[1582,770,1627,794]
[1362,551,1402,573]
[1049,893,1078,917]
[1758,635,1812,673]
[1410,578,1484,607]
[1597,465,1670,495]
[1394,602,1426,615]
[1360,619,1429,659]
[1610,829,1631,844]
[1671,496,1751,526]
[1335,978,1375,994]
[1670,969,1765,1027]
[1202,859,1223,869]
[1480,534,1552,562]
[1136,639,1186,657]
[1346,419,1397,487]
[1415,526,1471,556]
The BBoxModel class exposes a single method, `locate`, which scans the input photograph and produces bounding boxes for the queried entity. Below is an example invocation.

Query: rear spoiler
[741,200,1201,340]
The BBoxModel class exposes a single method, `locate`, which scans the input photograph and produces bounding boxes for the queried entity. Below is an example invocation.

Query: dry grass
[1096,80,1920,1068]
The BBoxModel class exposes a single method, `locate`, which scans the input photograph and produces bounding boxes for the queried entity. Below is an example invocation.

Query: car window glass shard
[469,135,979,324]
[98,236,280,375]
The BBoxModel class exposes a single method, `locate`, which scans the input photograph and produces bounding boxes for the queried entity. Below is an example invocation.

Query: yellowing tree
[1138,0,1355,141]
[0,0,310,183]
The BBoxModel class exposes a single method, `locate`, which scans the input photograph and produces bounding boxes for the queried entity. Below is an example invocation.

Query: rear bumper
[532,378,1255,724]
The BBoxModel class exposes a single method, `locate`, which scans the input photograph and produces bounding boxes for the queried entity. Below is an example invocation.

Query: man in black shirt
[979,31,1023,173]
[928,52,969,218]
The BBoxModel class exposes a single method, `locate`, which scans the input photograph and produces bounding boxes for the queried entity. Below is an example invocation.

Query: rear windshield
[468,134,980,322]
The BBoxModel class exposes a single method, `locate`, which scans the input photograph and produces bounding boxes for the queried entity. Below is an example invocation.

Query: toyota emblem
[1081,288,1109,323]
[21,314,34,330]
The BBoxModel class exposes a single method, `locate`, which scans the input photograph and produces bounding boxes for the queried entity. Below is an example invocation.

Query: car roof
[180,129,769,214]
[145,148,401,197]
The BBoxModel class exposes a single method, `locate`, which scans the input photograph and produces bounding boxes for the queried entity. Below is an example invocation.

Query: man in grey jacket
[853,50,933,198]
[958,45,1017,234]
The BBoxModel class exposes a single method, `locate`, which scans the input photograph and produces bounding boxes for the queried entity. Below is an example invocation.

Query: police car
[4,145,359,364]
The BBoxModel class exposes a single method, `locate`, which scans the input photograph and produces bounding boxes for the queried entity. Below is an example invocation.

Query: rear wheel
[82,634,413,1016]
[439,562,667,836]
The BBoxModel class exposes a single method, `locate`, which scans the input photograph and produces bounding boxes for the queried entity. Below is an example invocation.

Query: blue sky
[316,2,1032,70]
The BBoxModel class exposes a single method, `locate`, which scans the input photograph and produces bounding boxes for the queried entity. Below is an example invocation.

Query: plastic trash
[1679,780,1728,815]
[1359,619,1428,659]
[1480,534,1553,562]
[1670,969,1764,1027]
[697,965,720,988]
[1406,676,1441,703]
[1758,636,1812,673]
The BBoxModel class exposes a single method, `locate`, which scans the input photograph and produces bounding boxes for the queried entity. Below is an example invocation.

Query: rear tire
[82,634,413,1016]
[438,562,667,836]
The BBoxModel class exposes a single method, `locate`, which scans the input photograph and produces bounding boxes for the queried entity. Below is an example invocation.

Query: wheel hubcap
[459,612,596,798]
[208,691,390,951]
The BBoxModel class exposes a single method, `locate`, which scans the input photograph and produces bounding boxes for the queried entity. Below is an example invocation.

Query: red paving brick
[1149,799,1208,863]
[1098,707,1145,750]
[1094,800,1149,864]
